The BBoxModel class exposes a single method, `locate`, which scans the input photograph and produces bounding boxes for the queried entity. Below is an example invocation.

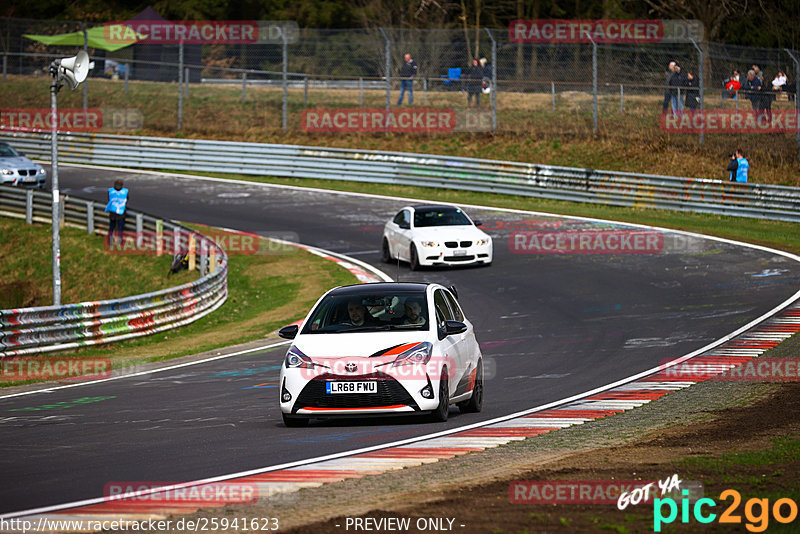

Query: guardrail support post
[86,200,94,234]
[26,189,33,224]
[188,234,196,271]
[156,219,163,256]
[209,245,216,274]
[135,213,143,248]
[200,239,208,274]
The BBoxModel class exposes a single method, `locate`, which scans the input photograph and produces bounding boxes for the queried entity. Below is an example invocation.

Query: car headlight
[419,241,438,247]
[476,238,491,246]
[39,168,46,175]
[392,342,433,367]
[284,346,314,368]
[1,169,12,175]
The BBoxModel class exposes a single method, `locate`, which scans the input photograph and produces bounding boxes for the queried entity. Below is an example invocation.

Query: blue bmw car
[0,142,46,189]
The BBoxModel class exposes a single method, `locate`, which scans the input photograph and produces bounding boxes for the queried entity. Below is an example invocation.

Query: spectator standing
[742,69,763,116]
[726,149,749,183]
[662,61,676,112]
[397,53,418,106]
[772,71,787,90]
[752,65,764,84]
[466,58,483,107]
[669,63,685,115]
[105,179,129,246]
[684,71,700,115]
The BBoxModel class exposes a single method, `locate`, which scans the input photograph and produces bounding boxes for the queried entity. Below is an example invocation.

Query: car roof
[327,282,431,296]
[409,204,461,211]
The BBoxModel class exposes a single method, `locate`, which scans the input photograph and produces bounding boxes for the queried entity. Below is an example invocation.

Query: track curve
[1,165,799,514]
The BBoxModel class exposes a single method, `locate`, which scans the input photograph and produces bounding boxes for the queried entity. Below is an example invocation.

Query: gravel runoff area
[147,331,800,534]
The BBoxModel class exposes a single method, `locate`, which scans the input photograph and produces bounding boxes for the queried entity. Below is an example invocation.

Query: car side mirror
[278,324,298,339]
[444,320,467,336]
[399,222,410,230]
[473,220,483,227]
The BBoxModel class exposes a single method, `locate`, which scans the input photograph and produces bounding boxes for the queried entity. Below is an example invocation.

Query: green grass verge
[0,216,358,386]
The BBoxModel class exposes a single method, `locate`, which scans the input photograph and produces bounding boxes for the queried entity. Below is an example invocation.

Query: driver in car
[403,299,427,326]
[344,300,377,326]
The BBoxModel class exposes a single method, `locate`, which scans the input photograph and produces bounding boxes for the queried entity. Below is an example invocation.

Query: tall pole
[177,40,184,131]
[282,29,288,133]
[589,36,598,135]
[80,22,88,111]
[485,28,497,132]
[785,49,800,155]
[49,67,62,306]
[379,28,390,113]
[690,38,704,145]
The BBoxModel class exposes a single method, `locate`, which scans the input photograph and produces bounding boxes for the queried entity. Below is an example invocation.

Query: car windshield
[301,290,429,334]
[0,144,20,158]
[414,207,472,227]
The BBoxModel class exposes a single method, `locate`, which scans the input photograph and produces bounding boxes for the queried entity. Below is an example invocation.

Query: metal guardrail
[0,185,228,358]
[2,131,800,222]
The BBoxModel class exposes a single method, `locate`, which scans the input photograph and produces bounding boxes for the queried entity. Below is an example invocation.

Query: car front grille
[460,240,472,247]
[294,372,419,412]
[443,255,476,262]
[445,241,458,248]
[444,241,472,248]
[18,169,38,177]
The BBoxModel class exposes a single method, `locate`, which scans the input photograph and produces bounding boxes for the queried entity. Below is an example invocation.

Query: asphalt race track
[2,166,799,514]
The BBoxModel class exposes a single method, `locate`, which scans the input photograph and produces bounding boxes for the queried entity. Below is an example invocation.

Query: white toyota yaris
[382,205,493,270]
[277,282,484,427]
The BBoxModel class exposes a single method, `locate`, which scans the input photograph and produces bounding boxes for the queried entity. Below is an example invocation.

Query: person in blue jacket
[105,179,129,245]
[726,149,749,183]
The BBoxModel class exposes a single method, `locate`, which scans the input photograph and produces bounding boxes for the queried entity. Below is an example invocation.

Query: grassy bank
[0,216,357,386]
[2,74,799,186]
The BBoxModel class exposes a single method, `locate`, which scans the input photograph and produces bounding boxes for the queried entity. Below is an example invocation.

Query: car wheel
[381,238,392,263]
[458,359,483,413]
[282,413,308,427]
[430,369,449,422]
[410,245,420,271]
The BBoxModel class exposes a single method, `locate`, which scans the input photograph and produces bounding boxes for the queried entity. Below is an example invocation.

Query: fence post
[241,71,247,102]
[2,53,6,83]
[423,77,427,105]
[80,22,88,112]
[282,29,288,133]
[359,77,363,107]
[303,75,309,107]
[379,28,390,114]
[124,63,129,93]
[551,81,555,110]
[26,189,33,224]
[785,48,800,154]
[486,28,497,132]
[620,84,624,113]
[86,200,94,234]
[690,38,704,146]
[184,67,189,99]
[177,40,184,131]
[590,37,598,135]
[199,239,208,274]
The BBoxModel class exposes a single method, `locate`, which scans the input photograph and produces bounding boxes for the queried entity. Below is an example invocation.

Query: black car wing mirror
[278,324,299,339]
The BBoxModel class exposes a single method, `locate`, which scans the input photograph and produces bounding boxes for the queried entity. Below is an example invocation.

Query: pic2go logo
[654,489,799,532]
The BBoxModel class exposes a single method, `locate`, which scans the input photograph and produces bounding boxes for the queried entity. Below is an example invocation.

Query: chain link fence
[1,17,799,148]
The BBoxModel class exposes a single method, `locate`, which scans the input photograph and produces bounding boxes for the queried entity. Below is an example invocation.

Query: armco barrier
[2,131,800,222]
[0,185,228,358]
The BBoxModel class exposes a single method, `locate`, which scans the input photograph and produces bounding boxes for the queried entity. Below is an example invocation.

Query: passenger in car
[402,299,427,326]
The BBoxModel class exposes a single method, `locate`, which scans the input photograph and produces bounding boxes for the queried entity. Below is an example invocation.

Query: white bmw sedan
[382,205,493,270]
[277,282,484,427]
